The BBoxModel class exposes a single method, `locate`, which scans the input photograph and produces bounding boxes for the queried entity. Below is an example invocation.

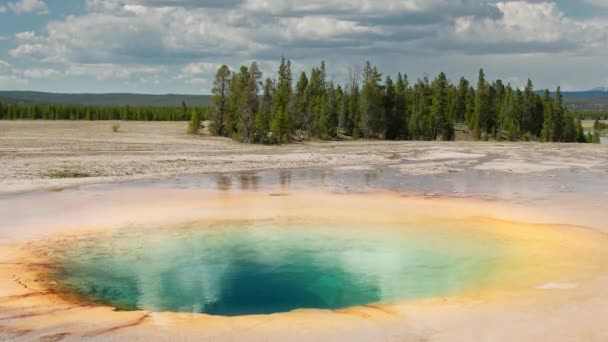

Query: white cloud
[15,31,43,42]
[0,61,29,88]
[241,0,495,17]
[4,0,608,91]
[8,0,49,15]
[85,0,126,13]
[65,63,167,81]
[276,16,383,42]
[583,0,608,8]
[9,5,265,66]
[175,62,220,84]
[0,5,7,13]
[14,0,603,68]
[23,68,61,79]
[0,75,29,88]
[9,43,47,59]
[442,1,608,54]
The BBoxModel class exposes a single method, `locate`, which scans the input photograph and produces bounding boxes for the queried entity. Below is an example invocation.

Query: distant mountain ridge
[557,89,608,111]
[588,87,608,92]
[0,91,212,107]
[561,90,608,100]
[534,89,608,99]
[1,90,608,111]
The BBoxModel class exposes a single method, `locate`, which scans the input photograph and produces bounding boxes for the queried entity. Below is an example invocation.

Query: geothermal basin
[0,166,607,341]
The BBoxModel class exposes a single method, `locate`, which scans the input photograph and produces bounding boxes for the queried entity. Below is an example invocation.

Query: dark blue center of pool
[51,222,504,316]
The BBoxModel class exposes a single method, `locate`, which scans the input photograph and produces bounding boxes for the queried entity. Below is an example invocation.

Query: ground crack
[0,305,87,321]
[12,274,33,291]
[83,312,151,337]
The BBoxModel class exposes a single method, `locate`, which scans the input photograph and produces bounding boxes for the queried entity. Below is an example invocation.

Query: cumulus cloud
[7,0,48,15]
[0,60,10,70]
[4,0,608,91]
[9,43,47,59]
[0,75,29,88]
[175,62,222,84]
[15,31,44,43]
[65,63,167,81]
[23,68,61,79]
[583,0,608,8]
[439,1,608,54]
[11,5,265,65]
[15,1,604,63]
[0,60,29,88]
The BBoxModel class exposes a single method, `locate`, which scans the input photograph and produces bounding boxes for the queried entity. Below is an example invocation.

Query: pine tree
[360,61,383,139]
[553,86,565,142]
[454,77,469,123]
[394,73,408,139]
[409,77,432,140]
[430,72,453,141]
[384,75,399,140]
[346,72,360,137]
[188,108,201,134]
[293,71,309,138]
[522,79,538,135]
[212,65,232,136]
[271,107,290,143]
[541,89,554,142]
[324,82,340,139]
[253,78,274,143]
[225,66,247,140]
[562,110,578,143]
[271,56,293,142]
[464,86,475,128]
[473,69,489,140]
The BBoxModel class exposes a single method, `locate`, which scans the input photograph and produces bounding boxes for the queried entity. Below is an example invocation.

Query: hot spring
[2,170,607,341]
[17,188,603,320]
[49,220,508,316]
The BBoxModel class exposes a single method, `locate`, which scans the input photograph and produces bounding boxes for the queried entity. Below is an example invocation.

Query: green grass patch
[47,169,92,179]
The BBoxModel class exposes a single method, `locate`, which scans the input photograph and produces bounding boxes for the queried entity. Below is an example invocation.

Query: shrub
[47,169,91,179]
[188,108,201,134]
[112,123,120,132]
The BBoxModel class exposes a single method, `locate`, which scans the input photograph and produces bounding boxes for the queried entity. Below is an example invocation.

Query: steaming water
[51,221,508,316]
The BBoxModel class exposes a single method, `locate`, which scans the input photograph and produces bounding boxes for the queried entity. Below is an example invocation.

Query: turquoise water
[50,221,507,316]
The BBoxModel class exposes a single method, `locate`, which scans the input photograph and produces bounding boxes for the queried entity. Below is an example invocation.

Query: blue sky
[1,0,608,94]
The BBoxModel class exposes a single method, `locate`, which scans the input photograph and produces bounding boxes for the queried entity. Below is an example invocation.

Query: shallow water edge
[0,170,607,341]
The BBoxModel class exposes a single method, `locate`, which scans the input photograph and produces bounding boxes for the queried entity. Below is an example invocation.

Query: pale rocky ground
[0,121,606,194]
[1,121,608,342]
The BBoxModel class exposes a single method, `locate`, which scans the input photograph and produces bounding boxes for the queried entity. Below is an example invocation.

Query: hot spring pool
[48,220,510,316]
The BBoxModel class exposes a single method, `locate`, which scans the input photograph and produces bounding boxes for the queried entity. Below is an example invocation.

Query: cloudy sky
[0,0,607,94]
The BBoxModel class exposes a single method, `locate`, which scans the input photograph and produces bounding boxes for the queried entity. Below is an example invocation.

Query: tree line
[0,101,205,121]
[209,58,596,143]
[577,111,608,120]
[594,119,608,131]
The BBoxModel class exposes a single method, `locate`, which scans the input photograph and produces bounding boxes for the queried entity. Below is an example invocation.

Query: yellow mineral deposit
[0,188,606,341]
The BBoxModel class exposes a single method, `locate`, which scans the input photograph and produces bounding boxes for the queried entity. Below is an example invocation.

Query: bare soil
[1,120,607,194]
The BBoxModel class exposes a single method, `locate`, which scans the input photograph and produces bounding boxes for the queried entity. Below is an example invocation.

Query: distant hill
[562,90,608,100]
[531,90,608,111]
[536,89,608,99]
[2,89,608,111]
[0,91,212,108]
[588,87,608,92]
[561,90,608,111]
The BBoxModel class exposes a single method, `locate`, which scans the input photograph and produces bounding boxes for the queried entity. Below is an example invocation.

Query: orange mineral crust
[0,189,606,341]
